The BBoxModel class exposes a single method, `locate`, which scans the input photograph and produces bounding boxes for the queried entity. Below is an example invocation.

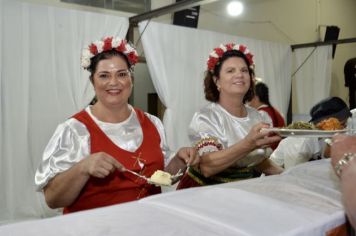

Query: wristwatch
[334,152,356,177]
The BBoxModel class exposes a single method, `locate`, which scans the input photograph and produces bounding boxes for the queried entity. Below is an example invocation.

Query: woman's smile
[232,79,245,85]
[106,88,121,95]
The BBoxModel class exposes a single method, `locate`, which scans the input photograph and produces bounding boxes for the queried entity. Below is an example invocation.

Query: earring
[217,86,221,91]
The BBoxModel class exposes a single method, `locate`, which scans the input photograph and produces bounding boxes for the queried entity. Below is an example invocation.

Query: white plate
[261,128,348,138]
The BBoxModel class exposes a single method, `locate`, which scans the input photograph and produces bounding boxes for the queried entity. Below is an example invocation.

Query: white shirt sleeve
[34,119,90,191]
[270,137,320,169]
[258,110,273,127]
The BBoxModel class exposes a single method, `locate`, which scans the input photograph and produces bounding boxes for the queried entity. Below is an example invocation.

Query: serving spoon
[125,169,184,186]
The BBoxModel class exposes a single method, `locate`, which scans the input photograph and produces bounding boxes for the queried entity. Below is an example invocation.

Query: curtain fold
[293,46,332,118]
[139,21,292,151]
[0,0,129,224]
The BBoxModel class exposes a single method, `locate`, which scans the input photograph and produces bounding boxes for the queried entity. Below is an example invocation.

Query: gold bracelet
[334,152,356,177]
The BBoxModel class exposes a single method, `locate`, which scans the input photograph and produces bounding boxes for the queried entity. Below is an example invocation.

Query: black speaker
[344,58,356,109]
[173,0,200,28]
[324,26,340,58]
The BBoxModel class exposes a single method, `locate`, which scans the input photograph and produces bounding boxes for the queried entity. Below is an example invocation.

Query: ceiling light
[227,1,243,17]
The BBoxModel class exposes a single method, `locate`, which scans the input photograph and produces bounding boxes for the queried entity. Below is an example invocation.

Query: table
[0,159,346,236]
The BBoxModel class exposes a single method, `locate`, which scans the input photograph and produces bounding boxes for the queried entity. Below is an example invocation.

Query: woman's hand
[176,147,200,168]
[165,147,200,175]
[81,152,126,178]
[330,135,356,228]
[330,135,356,170]
[244,123,281,150]
[43,152,125,208]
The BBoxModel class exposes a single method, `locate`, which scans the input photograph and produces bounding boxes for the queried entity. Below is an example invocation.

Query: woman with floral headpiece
[177,43,283,189]
[34,36,199,213]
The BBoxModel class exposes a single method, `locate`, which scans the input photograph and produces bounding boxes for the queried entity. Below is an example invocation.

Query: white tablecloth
[0,159,345,236]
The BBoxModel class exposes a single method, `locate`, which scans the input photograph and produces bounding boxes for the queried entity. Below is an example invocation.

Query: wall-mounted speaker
[173,0,200,28]
[324,26,340,58]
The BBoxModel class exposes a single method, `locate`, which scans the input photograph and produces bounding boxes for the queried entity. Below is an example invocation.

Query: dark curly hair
[204,50,255,103]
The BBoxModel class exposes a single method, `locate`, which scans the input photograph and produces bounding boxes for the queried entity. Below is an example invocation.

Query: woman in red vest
[248,81,285,150]
[248,81,285,128]
[35,36,199,214]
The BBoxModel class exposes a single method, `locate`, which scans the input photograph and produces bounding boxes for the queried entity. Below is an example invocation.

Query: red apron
[63,108,163,214]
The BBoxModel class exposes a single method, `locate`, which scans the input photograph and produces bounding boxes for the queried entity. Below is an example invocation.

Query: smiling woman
[34,36,200,214]
[177,42,283,189]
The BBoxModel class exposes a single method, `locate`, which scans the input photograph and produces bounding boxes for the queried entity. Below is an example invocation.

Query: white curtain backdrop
[293,46,333,119]
[139,21,292,151]
[0,0,129,224]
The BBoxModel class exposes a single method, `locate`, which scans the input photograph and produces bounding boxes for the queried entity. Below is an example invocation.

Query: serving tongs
[171,168,184,183]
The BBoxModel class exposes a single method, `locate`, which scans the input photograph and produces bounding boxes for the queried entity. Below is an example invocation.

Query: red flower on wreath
[81,36,138,70]
[206,43,254,73]
[102,37,113,51]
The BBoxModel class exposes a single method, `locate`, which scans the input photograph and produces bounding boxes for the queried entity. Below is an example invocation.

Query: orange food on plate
[316,117,343,130]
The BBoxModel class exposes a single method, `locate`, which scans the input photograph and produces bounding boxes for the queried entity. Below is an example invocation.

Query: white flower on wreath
[93,40,104,53]
[209,51,219,58]
[111,37,121,48]
[81,48,93,69]
[219,44,227,51]
[125,43,135,54]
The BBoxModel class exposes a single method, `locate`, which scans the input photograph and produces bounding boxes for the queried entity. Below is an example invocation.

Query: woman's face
[92,56,132,108]
[216,56,251,98]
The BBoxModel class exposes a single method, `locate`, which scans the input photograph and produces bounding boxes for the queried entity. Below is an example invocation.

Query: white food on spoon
[149,170,172,186]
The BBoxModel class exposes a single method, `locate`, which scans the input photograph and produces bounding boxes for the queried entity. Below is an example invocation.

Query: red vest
[258,106,285,150]
[258,106,285,128]
[63,108,163,214]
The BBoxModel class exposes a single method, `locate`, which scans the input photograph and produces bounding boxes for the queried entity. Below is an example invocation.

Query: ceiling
[61,0,151,13]
[200,0,279,14]
[60,0,281,15]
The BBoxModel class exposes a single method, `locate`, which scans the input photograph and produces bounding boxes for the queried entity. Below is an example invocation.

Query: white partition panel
[293,46,333,116]
[139,21,292,150]
[0,0,129,224]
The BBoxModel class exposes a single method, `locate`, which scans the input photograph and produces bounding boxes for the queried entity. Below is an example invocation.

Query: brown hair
[204,50,255,103]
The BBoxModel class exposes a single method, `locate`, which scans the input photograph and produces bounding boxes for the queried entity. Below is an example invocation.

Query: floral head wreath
[207,43,254,73]
[81,36,139,70]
